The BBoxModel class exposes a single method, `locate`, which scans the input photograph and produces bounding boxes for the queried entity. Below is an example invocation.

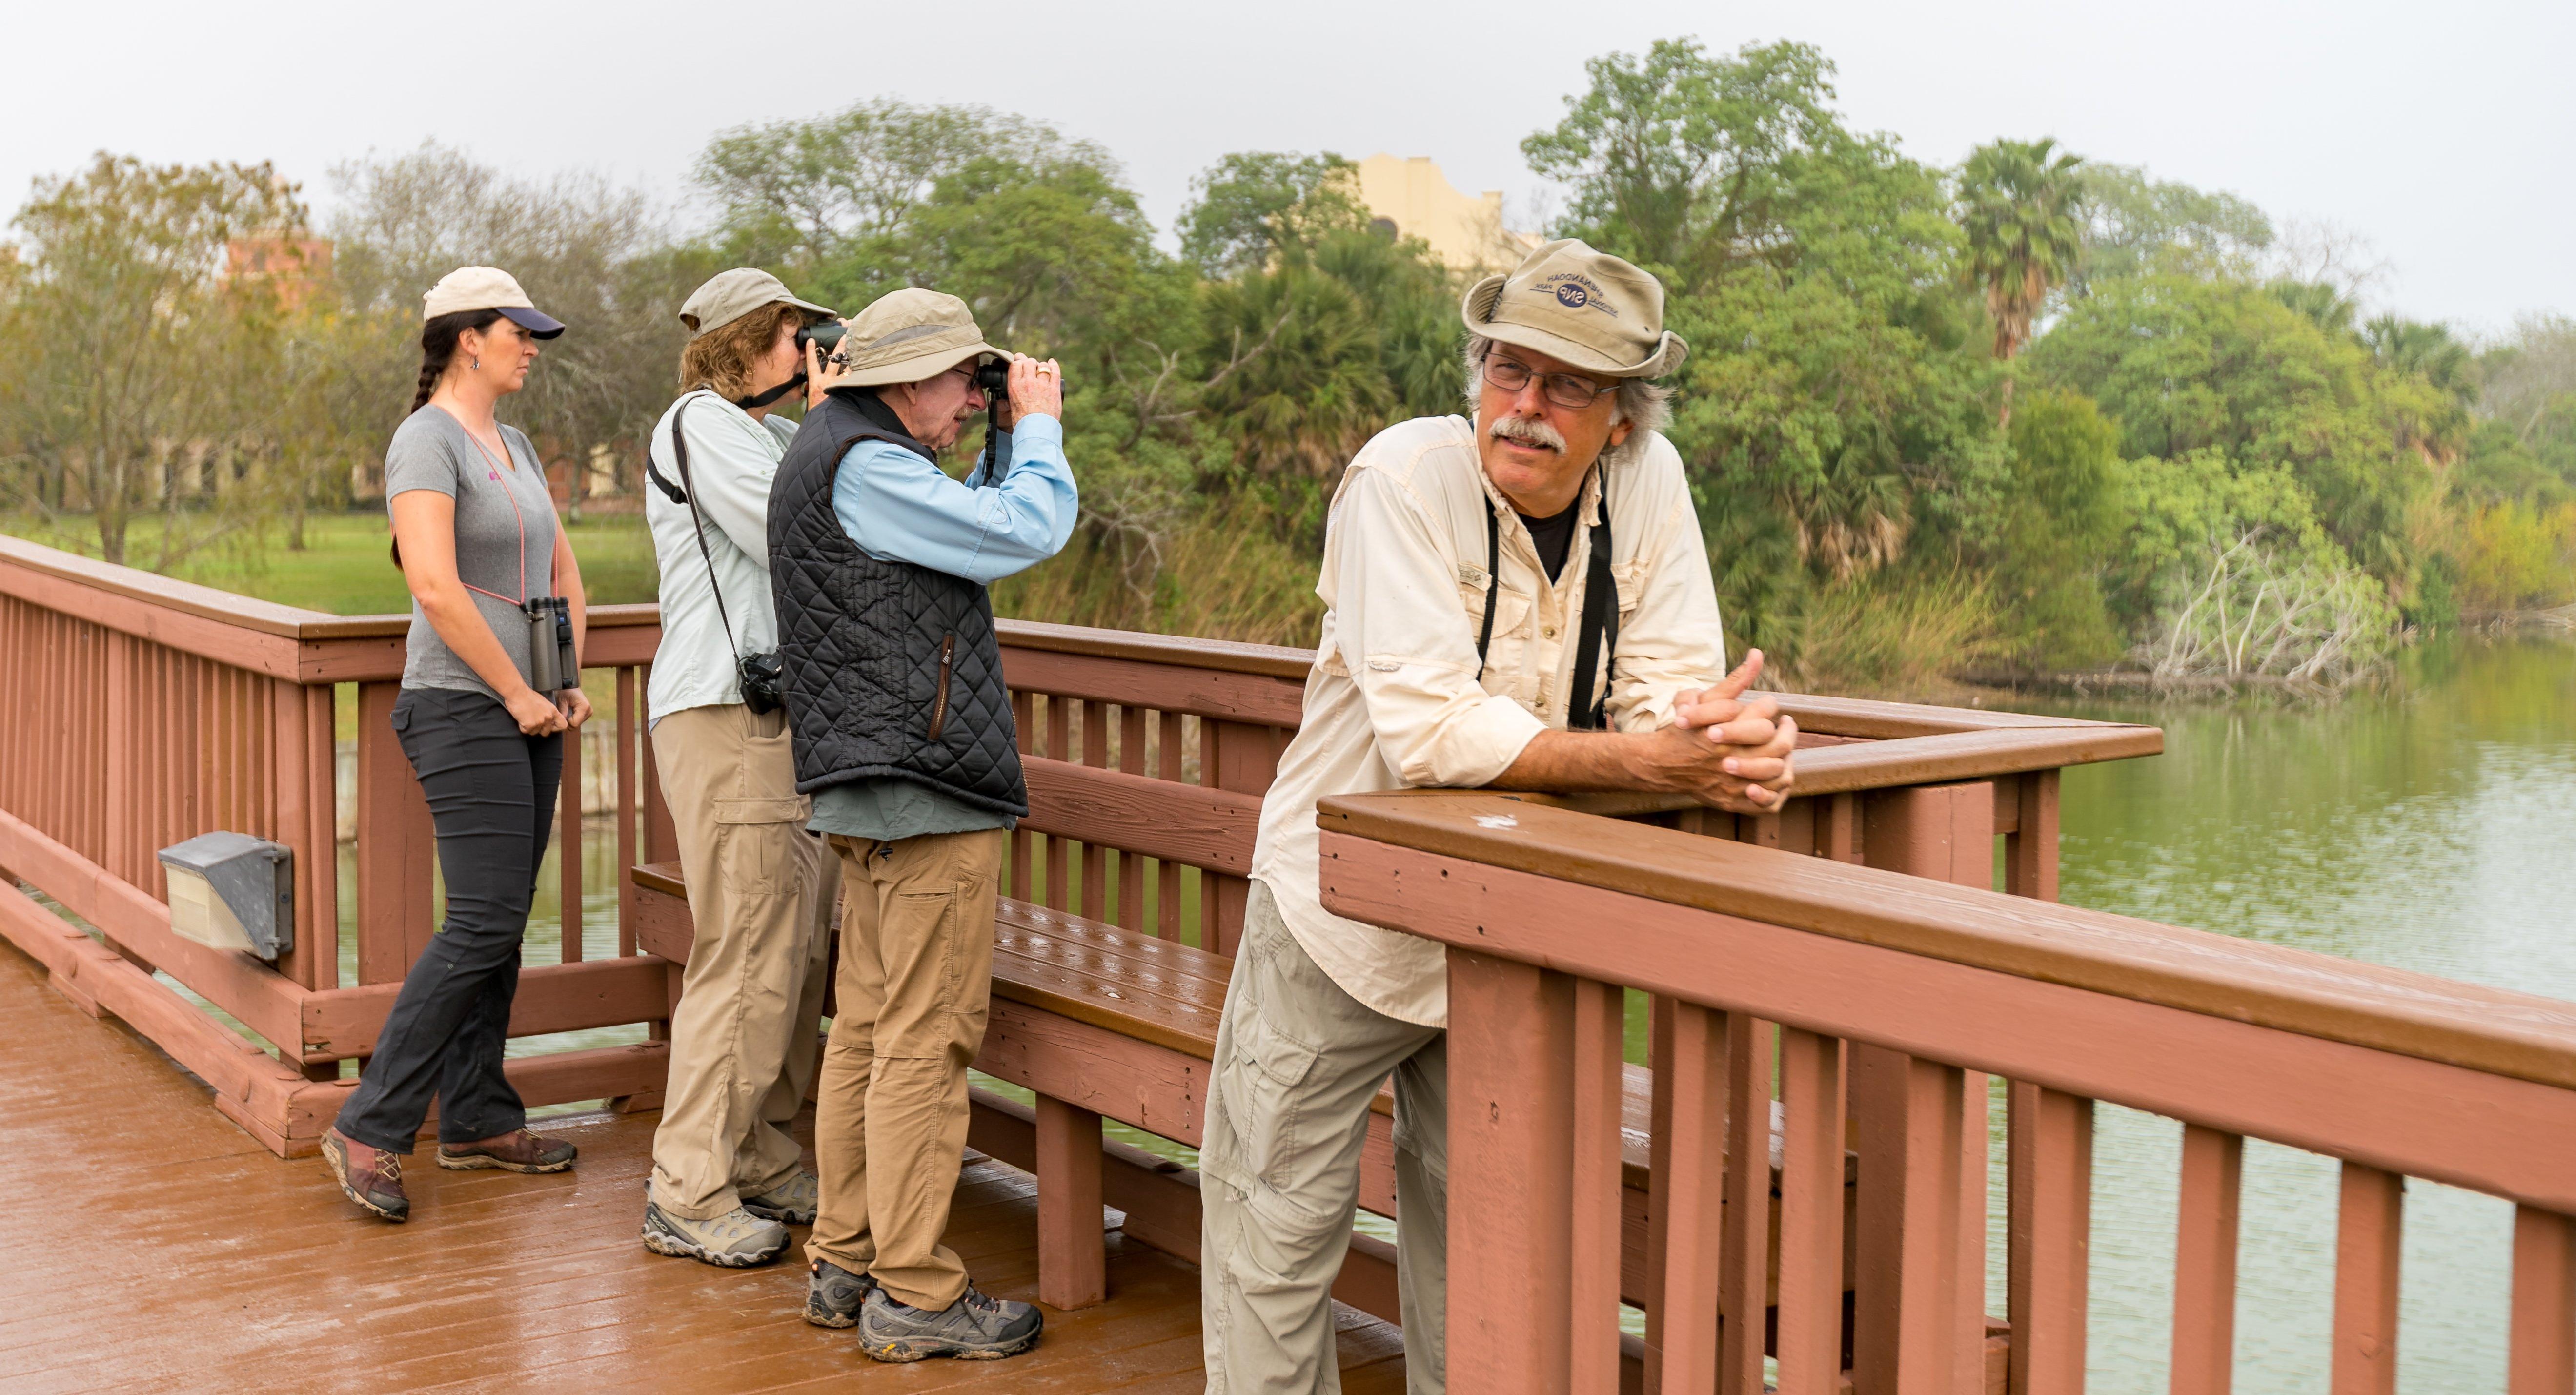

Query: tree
[1994,387,2127,667]
[1176,152,1370,279]
[1957,137,2086,427]
[5,153,306,564]
[2070,164,2272,292]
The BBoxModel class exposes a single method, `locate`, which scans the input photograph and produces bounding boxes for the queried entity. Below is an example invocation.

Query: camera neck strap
[665,396,747,669]
[1472,483,1618,732]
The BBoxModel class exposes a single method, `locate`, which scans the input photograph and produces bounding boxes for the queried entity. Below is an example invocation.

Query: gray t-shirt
[385,406,559,698]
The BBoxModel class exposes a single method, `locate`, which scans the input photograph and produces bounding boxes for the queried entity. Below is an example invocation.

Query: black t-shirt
[1519,500,1581,583]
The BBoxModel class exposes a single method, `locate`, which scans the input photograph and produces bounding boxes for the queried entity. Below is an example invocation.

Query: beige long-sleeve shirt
[1249,414,1728,1027]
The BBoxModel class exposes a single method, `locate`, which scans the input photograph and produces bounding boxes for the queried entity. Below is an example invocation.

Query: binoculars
[524,596,581,692]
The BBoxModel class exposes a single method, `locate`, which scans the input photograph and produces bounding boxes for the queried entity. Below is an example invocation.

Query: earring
[470,356,481,371]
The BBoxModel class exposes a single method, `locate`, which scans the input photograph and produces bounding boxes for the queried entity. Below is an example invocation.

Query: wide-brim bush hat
[679,268,837,337]
[423,266,565,339]
[832,288,1003,387]
[1460,238,1686,379]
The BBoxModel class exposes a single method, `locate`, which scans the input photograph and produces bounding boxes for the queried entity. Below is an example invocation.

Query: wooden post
[1776,1027,1848,1395]
[559,711,583,962]
[2510,1206,2576,1395]
[2171,1125,2245,1395]
[1645,996,1724,1392]
[355,681,435,984]
[2331,1163,2403,1395]
[1034,1094,1107,1310]
[1446,950,1576,1395]
[2009,1083,2094,1395]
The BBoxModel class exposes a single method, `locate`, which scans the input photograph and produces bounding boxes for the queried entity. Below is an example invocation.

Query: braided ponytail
[412,308,506,413]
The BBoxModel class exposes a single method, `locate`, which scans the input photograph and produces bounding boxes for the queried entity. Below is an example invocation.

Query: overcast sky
[6,0,2566,334]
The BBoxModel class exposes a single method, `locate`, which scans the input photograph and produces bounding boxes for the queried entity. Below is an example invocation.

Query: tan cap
[1460,239,1685,379]
[422,266,565,338]
[679,267,837,338]
[831,288,1002,387]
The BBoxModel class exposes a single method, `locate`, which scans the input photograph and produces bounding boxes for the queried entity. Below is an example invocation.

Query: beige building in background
[1352,154,1540,273]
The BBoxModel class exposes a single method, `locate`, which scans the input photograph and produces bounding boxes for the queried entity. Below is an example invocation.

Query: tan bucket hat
[832,288,1003,387]
[679,268,836,338]
[1460,239,1686,379]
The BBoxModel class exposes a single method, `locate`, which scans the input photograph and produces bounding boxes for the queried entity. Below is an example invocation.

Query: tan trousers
[805,827,1007,1310]
[647,703,835,1221]
[1200,882,1449,1395]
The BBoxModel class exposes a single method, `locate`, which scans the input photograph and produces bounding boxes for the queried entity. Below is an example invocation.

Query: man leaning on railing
[1198,240,1797,1395]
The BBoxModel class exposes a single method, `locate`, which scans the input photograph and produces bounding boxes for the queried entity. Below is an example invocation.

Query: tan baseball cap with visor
[1461,239,1686,380]
[679,268,837,338]
[830,288,1004,387]
[422,266,565,339]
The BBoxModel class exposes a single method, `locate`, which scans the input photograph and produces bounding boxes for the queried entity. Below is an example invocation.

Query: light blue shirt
[809,412,1075,844]
[831,413,1077,583]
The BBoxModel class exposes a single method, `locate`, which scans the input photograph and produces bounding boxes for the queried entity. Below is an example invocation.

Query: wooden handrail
[1316,788,2576,1091]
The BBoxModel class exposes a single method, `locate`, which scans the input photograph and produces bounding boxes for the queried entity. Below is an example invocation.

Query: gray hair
[1462,335,1674,445]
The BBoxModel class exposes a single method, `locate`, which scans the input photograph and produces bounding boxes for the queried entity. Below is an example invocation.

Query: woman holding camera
[323,267,592,1224]
[635,269,844,1268]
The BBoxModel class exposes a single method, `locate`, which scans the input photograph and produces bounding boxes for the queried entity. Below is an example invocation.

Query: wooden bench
[631,862,1855,1331]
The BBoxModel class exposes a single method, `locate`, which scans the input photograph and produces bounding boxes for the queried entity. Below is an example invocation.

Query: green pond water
[2039,635,2576,1392]
[138,636,2570,1386]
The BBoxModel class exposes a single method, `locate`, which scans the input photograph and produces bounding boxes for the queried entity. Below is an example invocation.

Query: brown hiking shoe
[437,1128,578,1174]
[322,1127,409,1223]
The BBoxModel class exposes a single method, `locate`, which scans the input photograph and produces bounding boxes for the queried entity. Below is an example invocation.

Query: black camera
[737,651,785,717]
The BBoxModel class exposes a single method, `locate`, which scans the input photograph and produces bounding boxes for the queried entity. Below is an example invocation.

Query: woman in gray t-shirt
[322,267,594,1225]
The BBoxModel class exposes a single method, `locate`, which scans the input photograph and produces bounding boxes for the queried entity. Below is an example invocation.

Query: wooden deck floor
[0,938,1409,1393]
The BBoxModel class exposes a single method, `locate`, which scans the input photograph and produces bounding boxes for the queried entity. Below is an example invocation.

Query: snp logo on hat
[1536,271,1618,318]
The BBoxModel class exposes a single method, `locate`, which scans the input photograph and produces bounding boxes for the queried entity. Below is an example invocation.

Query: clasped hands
[1659,650,1796,814]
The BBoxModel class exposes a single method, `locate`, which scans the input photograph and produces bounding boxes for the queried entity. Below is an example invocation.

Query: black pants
[335,687,563,1154]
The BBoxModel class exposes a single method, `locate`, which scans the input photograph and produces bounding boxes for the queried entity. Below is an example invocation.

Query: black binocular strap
[1472,495,1618,731]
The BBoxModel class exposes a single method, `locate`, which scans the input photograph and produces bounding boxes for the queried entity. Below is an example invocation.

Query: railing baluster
[560,696,584,962]
[615,667,638,957]
[2510,1206,2576,1395]
[1156,708,1182,941]
[1118,703,1145,930]
[2171,1124,2244,1395]
[1852,1046,1986,1393]
[1569,978,1623,1395]
[2006,769,2061,902]
[1046,695,1070,910]
[1720,1013,1775,1395]
[1446,951,1576,1394]
[1080,699,1107,921]
[2009,1082,2094,1395]
[2331,1162,2403,1395]
[1011,689,1034,900]
[1776,1026,1847,1394]
[1646,996,1725,1391]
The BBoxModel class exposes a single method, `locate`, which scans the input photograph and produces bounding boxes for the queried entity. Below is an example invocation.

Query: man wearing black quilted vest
[766,288,1076,1363]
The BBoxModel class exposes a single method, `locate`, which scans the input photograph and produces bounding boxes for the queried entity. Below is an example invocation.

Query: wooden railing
[1315,790,2576,1394]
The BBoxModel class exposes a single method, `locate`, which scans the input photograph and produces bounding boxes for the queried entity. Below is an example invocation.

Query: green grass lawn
[2,510,662,615]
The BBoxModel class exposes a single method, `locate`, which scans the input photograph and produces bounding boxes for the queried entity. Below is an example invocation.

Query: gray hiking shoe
[804,1258,876,1328]
[742,1170,819,1226]
[856,1283,1043,1362]
[641,1201,789,1268]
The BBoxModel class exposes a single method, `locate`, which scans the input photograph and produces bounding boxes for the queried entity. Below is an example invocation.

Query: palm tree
[1959,138,2087,428]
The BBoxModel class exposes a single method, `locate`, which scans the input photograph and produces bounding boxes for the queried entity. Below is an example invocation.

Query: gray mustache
[1489,415,1566,451]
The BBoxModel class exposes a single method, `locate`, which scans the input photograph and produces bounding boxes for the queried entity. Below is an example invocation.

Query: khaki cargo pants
[1201,881,1449,1395]
[648,703,835,1220]
[805,827,1007,1311]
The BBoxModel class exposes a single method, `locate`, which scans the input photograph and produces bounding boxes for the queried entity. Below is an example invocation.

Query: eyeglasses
[1481,354,1616,410]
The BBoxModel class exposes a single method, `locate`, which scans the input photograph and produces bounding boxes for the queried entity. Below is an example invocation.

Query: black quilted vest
[766,391,1027,817]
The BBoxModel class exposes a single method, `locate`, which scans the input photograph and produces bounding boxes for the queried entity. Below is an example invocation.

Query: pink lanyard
[455,424,533,607]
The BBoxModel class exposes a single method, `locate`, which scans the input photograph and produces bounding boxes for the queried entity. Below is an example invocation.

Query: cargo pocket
[713,796,806,896]
[1224,1009,1325,1191]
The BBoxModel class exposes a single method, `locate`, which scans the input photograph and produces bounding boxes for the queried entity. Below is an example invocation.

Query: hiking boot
[321,1127,408,1223]
[437,1128,577,1173]
[742,1170,819,1226]
[804,1259,877,1328]
[642,1201,789,1268]
[856,1284,1043,1362]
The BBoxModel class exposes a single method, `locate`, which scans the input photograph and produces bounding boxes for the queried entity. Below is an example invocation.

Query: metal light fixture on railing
[156,833,294,962]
